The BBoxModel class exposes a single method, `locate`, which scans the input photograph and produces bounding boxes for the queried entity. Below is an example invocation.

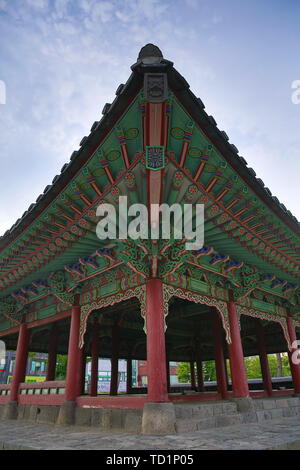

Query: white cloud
[26,0,48,9]
[184,0,199,9]
[78,0,95,14]
[212,13,222,24]
[0,0,7,11]
[55,0,71,15]
[91,1,114,23]
[55,21,77,35]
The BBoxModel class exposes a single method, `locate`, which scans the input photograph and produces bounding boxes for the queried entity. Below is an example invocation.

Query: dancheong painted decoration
[0,44,299,424]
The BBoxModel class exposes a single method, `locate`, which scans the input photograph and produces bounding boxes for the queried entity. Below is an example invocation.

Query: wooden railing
[19,380,65,396]
[18,381,66,405]
[0,384,11,395]
[0,384,11,404]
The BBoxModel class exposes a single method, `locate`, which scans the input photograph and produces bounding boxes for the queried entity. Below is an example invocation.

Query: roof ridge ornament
[131,43,173,71]
[138,43,163,64]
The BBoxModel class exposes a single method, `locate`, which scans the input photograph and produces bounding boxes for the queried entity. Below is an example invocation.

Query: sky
[0,0,299,236]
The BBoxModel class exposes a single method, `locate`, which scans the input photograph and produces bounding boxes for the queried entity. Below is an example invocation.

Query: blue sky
[0,0,299,236]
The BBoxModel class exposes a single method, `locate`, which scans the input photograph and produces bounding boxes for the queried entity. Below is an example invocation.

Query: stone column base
[230,397,254,412]
[57,401,76,425]
[2,401,18,420]
[142,402,176,435]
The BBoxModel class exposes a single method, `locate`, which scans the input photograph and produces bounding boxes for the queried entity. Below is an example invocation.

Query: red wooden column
[211,311,228,399]
[137,368,142,387]
[126,356,132,394]
[46,323,58,381]
[146,278,169,402]
[227,299,249,397]
[190,361,196,390]
[224,356,229,387]
[90,318,99,397]
[10,323,30,402]
[287,317,300,394]
[110,325,119,396]
[223,342,230,389]
[65,300,81,402]
[255,319,273,396]
[195,347,205,392]
[78,350,86,396]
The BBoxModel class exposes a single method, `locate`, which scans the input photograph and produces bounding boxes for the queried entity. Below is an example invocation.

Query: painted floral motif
[124,128,139,140]
[170,127,185,139]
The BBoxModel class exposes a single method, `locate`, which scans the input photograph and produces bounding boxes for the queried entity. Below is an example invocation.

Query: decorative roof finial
[137,44,163,65]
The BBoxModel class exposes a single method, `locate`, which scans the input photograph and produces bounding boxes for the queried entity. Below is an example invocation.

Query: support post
[195,345,205,392]
[10,323,30,402]
[46,323,58,381]
[137,370,142,387]
[126,356,132,395]
[287,317,300,394]
[78,349,86,396]
[224,355,230,388]
[90,318,99,397]
[3,323,30,419]
[211,311,228,399]
[64,301,81,401]
[57,299,81,425]
[227,299,249,398]
[110,325,119,396]
[255,319,273,396]
[145,278,168,402]
[190,361,196,391]
[166,356,170,392]
[223,342,230,389]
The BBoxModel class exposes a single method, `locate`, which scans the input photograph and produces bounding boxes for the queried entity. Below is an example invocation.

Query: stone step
[175,401,241,432]
[175,397,300,432]
[176,413,242,433]
[254,405,300,422]
[253,397,300,411]
[236,397,300,424]
[174,401,238,420]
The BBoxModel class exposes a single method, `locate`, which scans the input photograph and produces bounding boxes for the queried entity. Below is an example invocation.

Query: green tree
[268,353,291,377]
[177,361,217,383]
[245,356,262,379]
[244,354,291,379]
[177,362,190,383]
[55,354,68,380]
[203,360,216,381]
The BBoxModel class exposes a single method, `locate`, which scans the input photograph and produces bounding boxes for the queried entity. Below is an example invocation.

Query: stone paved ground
[1,417,300,450]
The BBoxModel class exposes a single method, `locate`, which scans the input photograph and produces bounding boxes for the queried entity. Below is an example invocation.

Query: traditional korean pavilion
[0,45,299,431]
